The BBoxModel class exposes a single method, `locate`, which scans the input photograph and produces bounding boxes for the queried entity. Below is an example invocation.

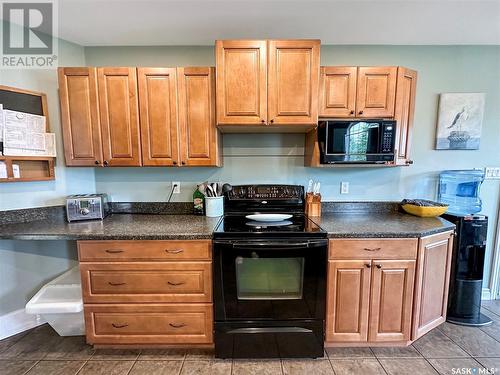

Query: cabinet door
[369,260,415,342]
[412,232,454,340]
[394,67,417,165]
[319,66,357,118]
[177,67,221,167]
[138,68,179,166]
[97,67,141,166]
[58,67,103,166]
[326,260,371,342]
[215,40,267,125]
[267,40,320,125]
[356,67,397,118]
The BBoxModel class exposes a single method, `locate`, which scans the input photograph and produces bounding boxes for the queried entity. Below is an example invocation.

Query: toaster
[66,194,111,222]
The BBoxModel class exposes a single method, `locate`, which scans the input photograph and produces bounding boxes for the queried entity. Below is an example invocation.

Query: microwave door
[345,122,380,161]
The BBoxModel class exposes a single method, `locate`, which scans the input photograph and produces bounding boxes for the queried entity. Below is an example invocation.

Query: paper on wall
[3,109,46,150]
[3,133,56,157]
[0,161,6,178]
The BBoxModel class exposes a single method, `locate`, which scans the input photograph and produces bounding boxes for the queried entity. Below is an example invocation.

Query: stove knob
[80,208,90,215]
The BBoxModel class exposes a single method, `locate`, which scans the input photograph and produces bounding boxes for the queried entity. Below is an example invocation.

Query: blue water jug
[438,170,485,215]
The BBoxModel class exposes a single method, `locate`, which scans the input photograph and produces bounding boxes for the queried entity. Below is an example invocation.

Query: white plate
[245,214,293,222]
[246,220,293,227]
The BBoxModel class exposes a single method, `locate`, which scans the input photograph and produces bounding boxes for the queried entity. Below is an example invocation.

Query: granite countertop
[311,212,455,238]
[0,214,221,241]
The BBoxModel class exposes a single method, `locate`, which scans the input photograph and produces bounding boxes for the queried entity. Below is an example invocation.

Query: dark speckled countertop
[310,212,455,238]
[0,213,221,240]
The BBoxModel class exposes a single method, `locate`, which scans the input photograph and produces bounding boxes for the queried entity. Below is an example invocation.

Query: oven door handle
[227,327,313,334]
[228,240,328,249]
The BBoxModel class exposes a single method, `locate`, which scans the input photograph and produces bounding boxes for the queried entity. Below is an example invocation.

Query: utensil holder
[305,193,321,217]
[205,196,224,217]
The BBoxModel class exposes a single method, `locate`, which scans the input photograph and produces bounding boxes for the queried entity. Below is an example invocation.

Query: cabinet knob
[350,110,355,115]
[365,263,371,268]
[181,161,186,165]
[95,160,100,165]
[173,161,177,165]
[406,160,414,165]
[261,119,265,123]
[103,160,108,166]
[358,110,364,115]
[376,264,382,269]
[270,119,274,124]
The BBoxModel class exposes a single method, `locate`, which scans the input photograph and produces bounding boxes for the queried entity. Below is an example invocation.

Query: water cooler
[439,170,492,326]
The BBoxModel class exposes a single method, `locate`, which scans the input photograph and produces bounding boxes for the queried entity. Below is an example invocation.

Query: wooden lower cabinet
[326,235,452,346]
[369,260,415,342]
[78,240,213,347]
[85,304,213,345]
[412,232,454,340]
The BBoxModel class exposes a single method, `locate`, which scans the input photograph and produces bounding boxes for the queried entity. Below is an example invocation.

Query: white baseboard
[483,287,492,301]
[0,309,46,340]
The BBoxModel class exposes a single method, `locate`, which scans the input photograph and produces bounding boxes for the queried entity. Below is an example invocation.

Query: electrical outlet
[172,181,181,194]
[341,181,349,194]
[485,167,500,180]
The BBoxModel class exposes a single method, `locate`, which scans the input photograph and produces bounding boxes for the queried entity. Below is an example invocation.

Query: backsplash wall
[87,45,500,287]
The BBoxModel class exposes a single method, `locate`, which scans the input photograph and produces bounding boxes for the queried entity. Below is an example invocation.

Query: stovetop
[213,212,326,239]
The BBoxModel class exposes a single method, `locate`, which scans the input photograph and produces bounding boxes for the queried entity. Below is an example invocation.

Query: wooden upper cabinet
[369,259,415,342]
[326,260,371,342]
[356,66,397,118]
[394,67,417,165]
[267,40,320,125]
[319,66,357,118]
[58,67,102,166]
[215,40,267,125]
[177,67,221,167]
[412,232,454,340]
[97,67,141,166]
[138,68,179,166]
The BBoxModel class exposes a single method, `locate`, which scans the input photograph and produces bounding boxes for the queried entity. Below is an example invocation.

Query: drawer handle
[165,249,184,254]
[167,281,186,286]
[108,282,126,286]
[112,323,129,329]
[105,249,124,254]
[363,247,381,252]
[169,323,186,328]
[376,264,382,269]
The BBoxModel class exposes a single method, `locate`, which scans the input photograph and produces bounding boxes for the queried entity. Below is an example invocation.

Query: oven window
[235,257,304,300]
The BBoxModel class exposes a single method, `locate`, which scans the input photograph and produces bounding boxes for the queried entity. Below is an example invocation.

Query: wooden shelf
[0,85,56,183]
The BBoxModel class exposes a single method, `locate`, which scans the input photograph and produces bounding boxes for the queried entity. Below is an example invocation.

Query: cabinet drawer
[329,239,417,260]
[85,304,213,345]
[80,262,211,303]
[78,240,211,261]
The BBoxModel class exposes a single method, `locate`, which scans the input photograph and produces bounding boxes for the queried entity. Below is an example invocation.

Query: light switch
[485,168,500,180]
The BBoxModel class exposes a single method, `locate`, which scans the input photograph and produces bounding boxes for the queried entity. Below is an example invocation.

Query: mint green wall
[86,45,500,291]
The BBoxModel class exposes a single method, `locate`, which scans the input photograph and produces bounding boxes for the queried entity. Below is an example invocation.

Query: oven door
[213,239,327,321]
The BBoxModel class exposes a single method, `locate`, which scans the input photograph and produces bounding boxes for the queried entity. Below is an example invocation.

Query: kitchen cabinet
[369,259,415,342]
[319,66,357,118]
[138,67,179,166]
[78,240,213,346]
[267,40,320,125]
[177,67,221,166]
[59,66,221,168]
[356,67,397,117]
[215,40,267,126]
[58,67,103,166]
[412,231,454,340]
[326,260,371,342]
[215,39,320,128]
[394,67,417,165]
[97,67,142,166]
[326,238,417,345]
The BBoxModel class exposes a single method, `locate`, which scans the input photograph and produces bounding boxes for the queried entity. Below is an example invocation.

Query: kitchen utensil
[245,214,293,222]
[206,184,216,197]
[222,183,232,194]
[205,196,224,217]
[212,183,218,196]
[307,180,313,193]
[313,182,321,195]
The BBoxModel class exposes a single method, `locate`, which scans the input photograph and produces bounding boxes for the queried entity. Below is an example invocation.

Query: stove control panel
[227,185,303,200]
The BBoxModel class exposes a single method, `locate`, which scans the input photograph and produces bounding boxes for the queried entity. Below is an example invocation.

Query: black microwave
[317,120,396,164]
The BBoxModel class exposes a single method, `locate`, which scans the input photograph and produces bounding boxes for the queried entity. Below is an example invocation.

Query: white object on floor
[245,214,293,222]
[25,266,84,336]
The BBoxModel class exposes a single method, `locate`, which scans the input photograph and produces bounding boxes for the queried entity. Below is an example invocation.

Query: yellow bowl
[401,204,448,218]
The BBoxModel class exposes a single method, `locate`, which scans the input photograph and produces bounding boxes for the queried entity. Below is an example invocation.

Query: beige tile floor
[1,301,500,374]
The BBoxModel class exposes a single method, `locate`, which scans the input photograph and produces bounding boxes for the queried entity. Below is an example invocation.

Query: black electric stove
[213,184,327,359]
